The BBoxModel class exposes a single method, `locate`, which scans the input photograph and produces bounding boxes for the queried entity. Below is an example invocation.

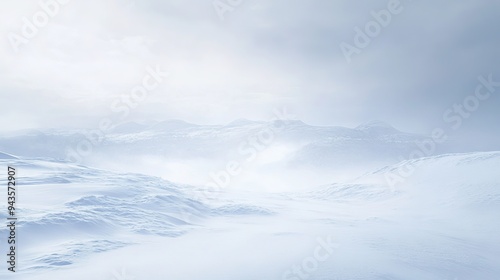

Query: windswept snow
[0,151,498,279]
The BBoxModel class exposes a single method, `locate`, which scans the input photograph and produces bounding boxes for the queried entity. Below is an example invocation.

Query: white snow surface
[0,151,498,279]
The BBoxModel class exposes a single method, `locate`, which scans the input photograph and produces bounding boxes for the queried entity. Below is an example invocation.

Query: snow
[355,120,400,134]
[0,123,498,279]
[0,150,498,279]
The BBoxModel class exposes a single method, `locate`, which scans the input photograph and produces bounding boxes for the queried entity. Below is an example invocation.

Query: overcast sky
[0,0,499,150]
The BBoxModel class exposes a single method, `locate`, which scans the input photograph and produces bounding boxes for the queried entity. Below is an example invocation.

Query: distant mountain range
[0,120,433,168]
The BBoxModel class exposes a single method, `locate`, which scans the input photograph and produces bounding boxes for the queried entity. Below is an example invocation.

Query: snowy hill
[355,120,400,134]
[0,152,498,279]
[0,157,209,275]
[293,151,500,279]
[0,156,280,278]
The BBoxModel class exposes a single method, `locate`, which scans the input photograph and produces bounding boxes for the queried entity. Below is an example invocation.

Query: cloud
[0,0,498,150]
